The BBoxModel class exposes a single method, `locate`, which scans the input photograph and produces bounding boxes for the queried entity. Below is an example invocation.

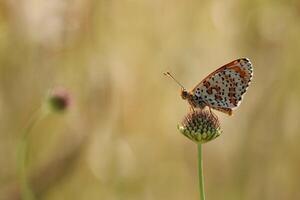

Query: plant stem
[17,108,47,200]
[198,144,206,200]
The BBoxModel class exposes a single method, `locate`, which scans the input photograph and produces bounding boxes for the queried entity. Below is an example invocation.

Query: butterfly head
[180,89,189,100]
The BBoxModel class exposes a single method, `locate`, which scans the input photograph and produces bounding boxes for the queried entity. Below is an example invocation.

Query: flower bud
[47,87,71,112]
[178,110,222,143]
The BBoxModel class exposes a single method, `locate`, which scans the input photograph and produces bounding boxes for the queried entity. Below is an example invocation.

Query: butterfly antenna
[163,71,185,90]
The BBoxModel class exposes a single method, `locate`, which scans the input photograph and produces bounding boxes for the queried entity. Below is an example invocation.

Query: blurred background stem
[17,107,48,200]
[198,144,205,200]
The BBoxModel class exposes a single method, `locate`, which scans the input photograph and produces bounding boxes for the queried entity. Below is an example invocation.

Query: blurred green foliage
[1,0,300,199]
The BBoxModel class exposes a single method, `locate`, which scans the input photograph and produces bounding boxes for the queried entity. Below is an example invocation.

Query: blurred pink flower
[48,87,71,112]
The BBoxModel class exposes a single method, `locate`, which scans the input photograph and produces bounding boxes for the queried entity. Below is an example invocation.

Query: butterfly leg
[214,107,233,116]
[190,106,195,113]
[209,107,218,120]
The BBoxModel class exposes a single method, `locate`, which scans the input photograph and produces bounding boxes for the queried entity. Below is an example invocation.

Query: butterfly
[164,58,253,115]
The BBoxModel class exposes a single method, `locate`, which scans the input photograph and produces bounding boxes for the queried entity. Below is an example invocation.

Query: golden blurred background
[1,0,300,199]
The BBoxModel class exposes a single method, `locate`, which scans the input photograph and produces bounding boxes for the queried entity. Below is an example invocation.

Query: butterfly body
[169,58,253,116]
[180,89,233,115]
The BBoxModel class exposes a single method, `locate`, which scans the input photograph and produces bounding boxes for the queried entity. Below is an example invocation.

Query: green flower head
[178,110,222,144]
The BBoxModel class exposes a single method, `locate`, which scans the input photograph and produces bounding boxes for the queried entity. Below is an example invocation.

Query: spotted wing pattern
[191,58,253,113]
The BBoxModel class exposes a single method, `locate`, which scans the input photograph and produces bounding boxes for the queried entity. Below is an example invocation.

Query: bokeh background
[1,0,300,200]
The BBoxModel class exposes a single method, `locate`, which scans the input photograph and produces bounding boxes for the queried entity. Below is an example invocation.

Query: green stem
[198,144,206,200]
[17,108,48,200]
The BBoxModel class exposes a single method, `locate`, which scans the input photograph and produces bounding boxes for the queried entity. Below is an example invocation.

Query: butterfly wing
[191,58,253,113]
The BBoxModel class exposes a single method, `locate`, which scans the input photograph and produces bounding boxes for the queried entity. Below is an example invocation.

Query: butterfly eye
[181,90,189,100]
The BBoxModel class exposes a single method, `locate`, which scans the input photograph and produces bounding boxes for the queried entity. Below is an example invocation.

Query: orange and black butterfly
[165,58,253,115]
